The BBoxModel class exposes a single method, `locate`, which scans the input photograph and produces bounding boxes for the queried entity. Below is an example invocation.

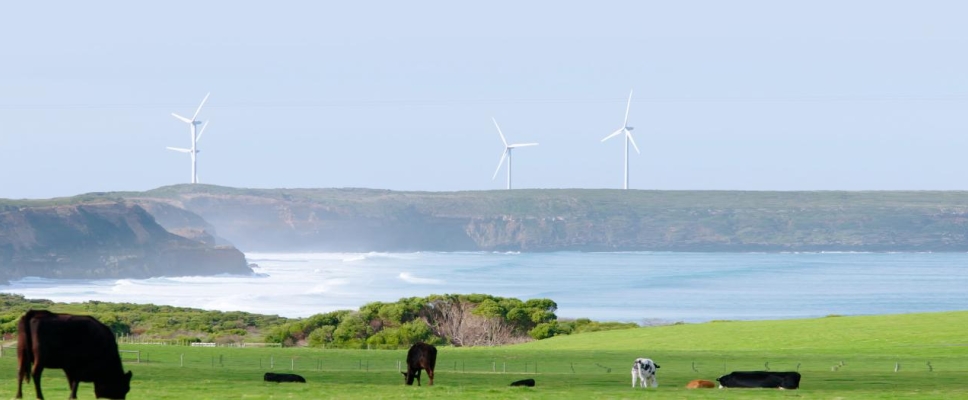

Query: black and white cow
[631,358,660,388]
[717,371,800,389]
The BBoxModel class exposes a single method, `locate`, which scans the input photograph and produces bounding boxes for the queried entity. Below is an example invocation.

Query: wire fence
[110,350,952,375]
[115,334,281,348]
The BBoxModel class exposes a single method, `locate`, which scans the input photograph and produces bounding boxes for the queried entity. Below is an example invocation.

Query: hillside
[0,200,252,283]
[5,186,968,260]
[121,185,968,252]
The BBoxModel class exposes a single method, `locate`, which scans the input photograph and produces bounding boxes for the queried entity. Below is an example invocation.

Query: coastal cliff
[128,185,968,252]
[0,201,252,283]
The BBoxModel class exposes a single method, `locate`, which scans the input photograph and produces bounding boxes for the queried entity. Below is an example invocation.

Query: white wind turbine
[601,89,640,190]
[167,92,210,184]
[491,117,538,190]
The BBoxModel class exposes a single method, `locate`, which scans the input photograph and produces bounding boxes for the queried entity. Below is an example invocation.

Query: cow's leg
[64,371,79,399]
[631,370,635,388]
[415,369,421,386]
[650,374,658,388]
[31,366,44,400]
[427,368,434,386]
[70,379,80,399]
[16,366,25,399]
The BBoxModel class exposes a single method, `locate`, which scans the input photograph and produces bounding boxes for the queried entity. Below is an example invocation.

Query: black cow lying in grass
[264,372,306,383]
[510,378,536,387]
[402,342,437,386]
[717,371,800,389]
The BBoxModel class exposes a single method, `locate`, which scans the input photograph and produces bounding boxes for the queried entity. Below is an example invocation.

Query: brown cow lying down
[510,378,536,387]
[686,379,716,388]
[264,372,306,383]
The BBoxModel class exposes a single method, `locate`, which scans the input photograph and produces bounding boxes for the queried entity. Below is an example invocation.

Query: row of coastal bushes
[0,293,637,348]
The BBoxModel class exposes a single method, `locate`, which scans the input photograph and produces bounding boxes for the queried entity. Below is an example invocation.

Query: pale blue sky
[2,1,967,199]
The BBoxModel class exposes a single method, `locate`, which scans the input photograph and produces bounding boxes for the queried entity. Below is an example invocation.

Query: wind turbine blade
[196,121,209,142]
[166,146,191,153]
[171,113,192,124]
[492,150,508,180]
[491,117,508,147]
[626,130,641,154]
[191,92,211,121]
[508,143,538,148]
[601,128,624,142]
[623,89,633,128]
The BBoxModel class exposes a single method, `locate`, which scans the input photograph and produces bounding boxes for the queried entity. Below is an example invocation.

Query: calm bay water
[2,252,967,323]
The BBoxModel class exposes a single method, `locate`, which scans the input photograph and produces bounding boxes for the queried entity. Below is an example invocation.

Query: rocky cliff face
[128,186,968,253]
[0,201,252,283]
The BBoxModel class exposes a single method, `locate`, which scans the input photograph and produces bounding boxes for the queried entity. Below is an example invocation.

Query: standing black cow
[717,371,801,389]
[401,342,437,386]
[16,310,133,400]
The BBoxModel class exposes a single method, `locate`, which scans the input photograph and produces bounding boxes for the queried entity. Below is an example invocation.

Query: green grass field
[2,311,966,399]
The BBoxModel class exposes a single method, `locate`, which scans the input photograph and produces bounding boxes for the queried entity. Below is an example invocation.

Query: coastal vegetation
[0,294,637,347]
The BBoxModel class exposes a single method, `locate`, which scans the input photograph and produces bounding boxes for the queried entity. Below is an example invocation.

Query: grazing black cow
[16,310,133,400]
[263,372,306,383]
[510,378,536,387]
[401,342,437,386]
[717,371,801,389]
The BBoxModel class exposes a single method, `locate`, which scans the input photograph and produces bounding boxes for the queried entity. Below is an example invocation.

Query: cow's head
[94,370,132,399]
[402,370,421,386]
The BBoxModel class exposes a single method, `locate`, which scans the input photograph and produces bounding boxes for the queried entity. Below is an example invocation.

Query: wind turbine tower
[600,89,640,190]
[491,117,538,190]
[167,92,210,184]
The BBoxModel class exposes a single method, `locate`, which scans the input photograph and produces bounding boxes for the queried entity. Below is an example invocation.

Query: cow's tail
[17,311,36,384]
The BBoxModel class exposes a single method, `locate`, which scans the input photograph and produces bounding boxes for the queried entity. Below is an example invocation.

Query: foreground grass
[1,311,966,399]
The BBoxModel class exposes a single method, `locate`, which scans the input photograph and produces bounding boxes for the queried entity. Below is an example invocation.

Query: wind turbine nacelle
[626,126,634,131]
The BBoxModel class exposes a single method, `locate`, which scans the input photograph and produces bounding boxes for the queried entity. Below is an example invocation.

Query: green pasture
[2,311,966,399]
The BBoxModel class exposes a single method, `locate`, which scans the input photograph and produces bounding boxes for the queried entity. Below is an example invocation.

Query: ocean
[2,252,967,323]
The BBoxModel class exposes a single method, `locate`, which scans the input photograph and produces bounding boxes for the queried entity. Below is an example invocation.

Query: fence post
[180,354,184,367]
[291,358,294,371]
